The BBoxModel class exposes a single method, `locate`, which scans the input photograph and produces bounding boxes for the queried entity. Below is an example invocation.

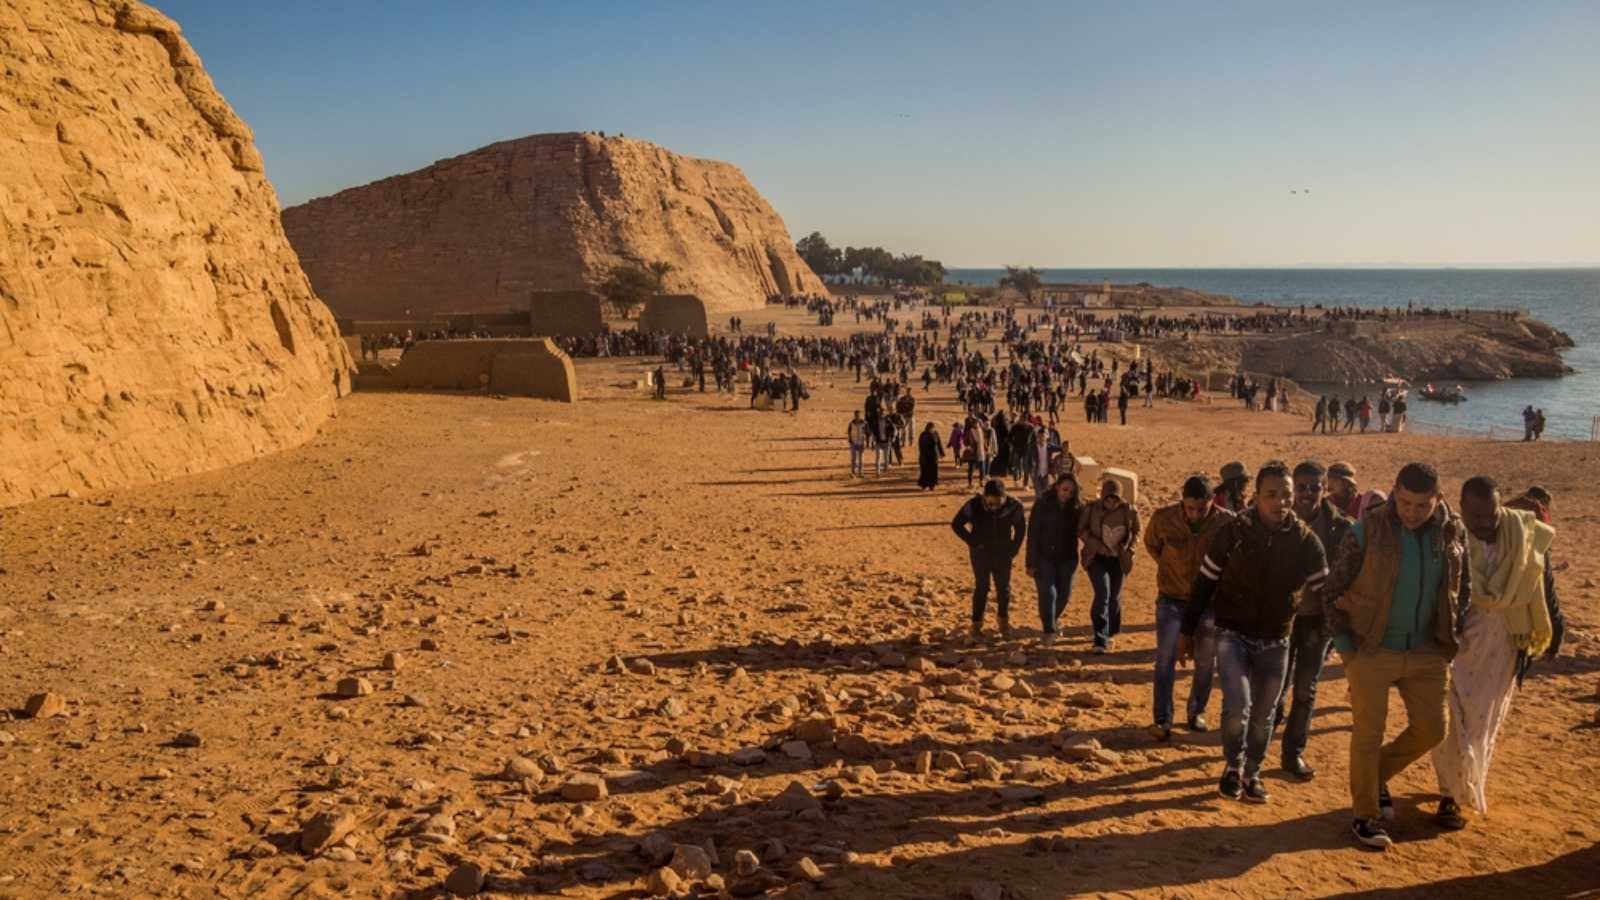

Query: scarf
[1467,507,1555,655]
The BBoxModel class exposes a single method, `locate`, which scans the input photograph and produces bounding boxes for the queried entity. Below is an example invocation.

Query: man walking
[1277,461,1353,779]
[951,480,1027,641]
[1080,479,1141,653]
[1026,473,1083,647]
[1181,461,1329,804]
[1320,463,1468,849]
[1145,475,1232,741]
[1431,476,1561,830]
[846,411,868,479]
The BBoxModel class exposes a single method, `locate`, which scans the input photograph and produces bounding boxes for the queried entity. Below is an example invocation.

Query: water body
[945,268,1600,440]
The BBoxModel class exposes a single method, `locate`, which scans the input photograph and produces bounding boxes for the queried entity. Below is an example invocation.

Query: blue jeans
[970,551,1013,625]
[1153,597,1217,728]
[1032,560,1075,635]
[1216,628,1290,779]
[1086,556,1124,646]
[1277,615,1331,763]
[848,444,864,476]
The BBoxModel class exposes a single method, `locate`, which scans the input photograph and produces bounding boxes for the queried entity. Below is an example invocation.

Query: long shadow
[817,521,949,531]
[1332,841,1600,898]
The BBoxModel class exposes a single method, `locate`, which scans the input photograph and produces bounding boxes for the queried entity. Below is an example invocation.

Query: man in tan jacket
[1144,475,1233,741]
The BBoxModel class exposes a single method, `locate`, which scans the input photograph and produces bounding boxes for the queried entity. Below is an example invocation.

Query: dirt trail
[0,306,1596,899]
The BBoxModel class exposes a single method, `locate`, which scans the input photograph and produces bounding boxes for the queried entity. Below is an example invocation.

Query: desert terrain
[1,305,1596,900]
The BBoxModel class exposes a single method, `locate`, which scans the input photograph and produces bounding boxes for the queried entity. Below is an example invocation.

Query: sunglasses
[1294,482,1324,493]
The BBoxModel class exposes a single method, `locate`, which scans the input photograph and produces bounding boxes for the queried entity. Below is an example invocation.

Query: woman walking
[1079,479,1141,653]
[917,422,945,491]
[1026,473,1083,646]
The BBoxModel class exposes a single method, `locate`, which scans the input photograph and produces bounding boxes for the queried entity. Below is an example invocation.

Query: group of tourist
[948,455,1563,850]
[1314,389,1410,434]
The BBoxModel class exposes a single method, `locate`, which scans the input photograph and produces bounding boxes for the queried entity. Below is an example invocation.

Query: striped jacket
[1181,508,1330,641]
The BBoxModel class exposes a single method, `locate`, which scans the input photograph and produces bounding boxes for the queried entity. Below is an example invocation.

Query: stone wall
[383,340,576,402]
[0,0,352,508]
[281,132,828,318]
[639,295,710,338]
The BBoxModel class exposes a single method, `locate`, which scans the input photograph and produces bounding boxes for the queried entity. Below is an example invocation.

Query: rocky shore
[1152,312,1575,384]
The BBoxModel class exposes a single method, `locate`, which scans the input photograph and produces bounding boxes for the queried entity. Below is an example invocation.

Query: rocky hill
[1153,314,1575,384]
[282,133,827,319]
[0,0,351,508]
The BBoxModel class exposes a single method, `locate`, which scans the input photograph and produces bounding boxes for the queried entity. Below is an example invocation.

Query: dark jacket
[1298,500,1353,615]
[1025,495,1081,570]
[952,496,1026,559]
[1183,509,1329,641]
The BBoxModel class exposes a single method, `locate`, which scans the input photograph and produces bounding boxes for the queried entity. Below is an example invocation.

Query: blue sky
[155,1,1599,267]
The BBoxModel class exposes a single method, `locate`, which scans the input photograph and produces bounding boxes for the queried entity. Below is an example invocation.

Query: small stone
[298,810,357,854]
[793,717,835,743]
[247,840,278,859]
[668,844,713,881]
[933,750,964,771]
[760,837,787,862]
[23,692,66,719]
[795,856,825,883]
[420,638,440,651]
[444,862,486,896]
[780,740,812,760]
[1066,690,1106,709]
[731,747,766,766]
[628,658,657,676]
[647,866,683,896]
[382,652,404,672]
[986,673,1016,692]
[912,750,933,775]
[657,696,686,718]
[771,781,822,814]
[734,849,761,877]
[502,756,542,782]
[336,677,373,698]
[560,773,608,801]
[639,831,675,865]
[172,731,202,748]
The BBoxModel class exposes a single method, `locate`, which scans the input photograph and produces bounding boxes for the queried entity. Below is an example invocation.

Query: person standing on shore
[1277,461,1353,780]
[1025,473,1083,646]
[1320,462,1468,849]
[1392,394,1408,432]
[1431,476,1561,830]
[1080,479,1141,653]
[1145,475,1232,741]
[951,479,1027,641]
[1180,461,1329,804]
[846,410,868,478]
[1314,396,1329,434]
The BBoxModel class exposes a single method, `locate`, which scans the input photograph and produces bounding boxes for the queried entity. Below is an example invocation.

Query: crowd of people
[949,459,1563,849]
[1314,388,1410,434]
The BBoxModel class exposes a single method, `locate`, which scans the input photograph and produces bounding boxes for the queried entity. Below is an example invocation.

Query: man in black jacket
[952,479,1027,641]
[1180,461,1329,804]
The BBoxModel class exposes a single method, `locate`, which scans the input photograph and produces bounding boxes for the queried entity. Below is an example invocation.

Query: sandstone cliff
[281,133,827,319]
[0,0,352,507]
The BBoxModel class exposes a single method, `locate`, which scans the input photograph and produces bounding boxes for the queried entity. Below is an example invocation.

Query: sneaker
[1243,777,1271,804]
[1436,797,1467,830]
[1283,756,1316,781]
[1378,785,1395,821]
[1218,770,1243,800]
[1187,714,1211,733]
[1352,818,1393,850]
[999,619,1013,641]
[1147,723,1172,743]
[1092,642,1108,655]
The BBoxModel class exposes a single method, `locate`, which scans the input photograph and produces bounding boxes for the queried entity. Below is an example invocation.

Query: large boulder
[0,0,352,507]
[282,132,828,318]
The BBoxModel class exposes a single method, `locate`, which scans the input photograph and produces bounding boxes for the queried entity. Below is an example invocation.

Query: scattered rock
[795,856,825,883]
[734,849,761,877]
[668,844,713,881]
[1066,690,1106,709]
[771,780,822,814]
[560,773,608,802]
[502,756,543,782]
[444,862,486,896]
[23,692,66,719]
[639,831,675,865]
[971,881,1004,900]
[647,866,683,896]
[657,696,686,718]
[336,677,373,698]
[382,651,404,672]
[298,810,357,855]
[628,658,657,676]
[172,731,203,748]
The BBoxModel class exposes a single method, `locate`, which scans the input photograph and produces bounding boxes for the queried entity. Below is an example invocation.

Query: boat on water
[1420,383,1468,403]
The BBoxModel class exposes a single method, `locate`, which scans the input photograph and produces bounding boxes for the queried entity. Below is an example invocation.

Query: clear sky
[154,0,1600,267]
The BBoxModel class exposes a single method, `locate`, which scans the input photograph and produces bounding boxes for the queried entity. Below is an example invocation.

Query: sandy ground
[1,306,1597,899]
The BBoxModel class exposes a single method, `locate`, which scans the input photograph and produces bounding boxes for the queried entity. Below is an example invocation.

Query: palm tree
[646,260,676,291]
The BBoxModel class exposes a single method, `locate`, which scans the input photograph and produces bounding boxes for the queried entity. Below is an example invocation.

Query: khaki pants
[1344,648,1449,820]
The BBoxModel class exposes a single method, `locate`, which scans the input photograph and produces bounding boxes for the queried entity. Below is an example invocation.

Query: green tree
[795,232,842,276]
[646,260,676,291]
[601,264,657,319]
[999,265,1043,301]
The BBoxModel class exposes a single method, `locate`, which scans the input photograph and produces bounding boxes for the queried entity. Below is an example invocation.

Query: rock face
[0,0,351,508]
[281,133,827,318]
